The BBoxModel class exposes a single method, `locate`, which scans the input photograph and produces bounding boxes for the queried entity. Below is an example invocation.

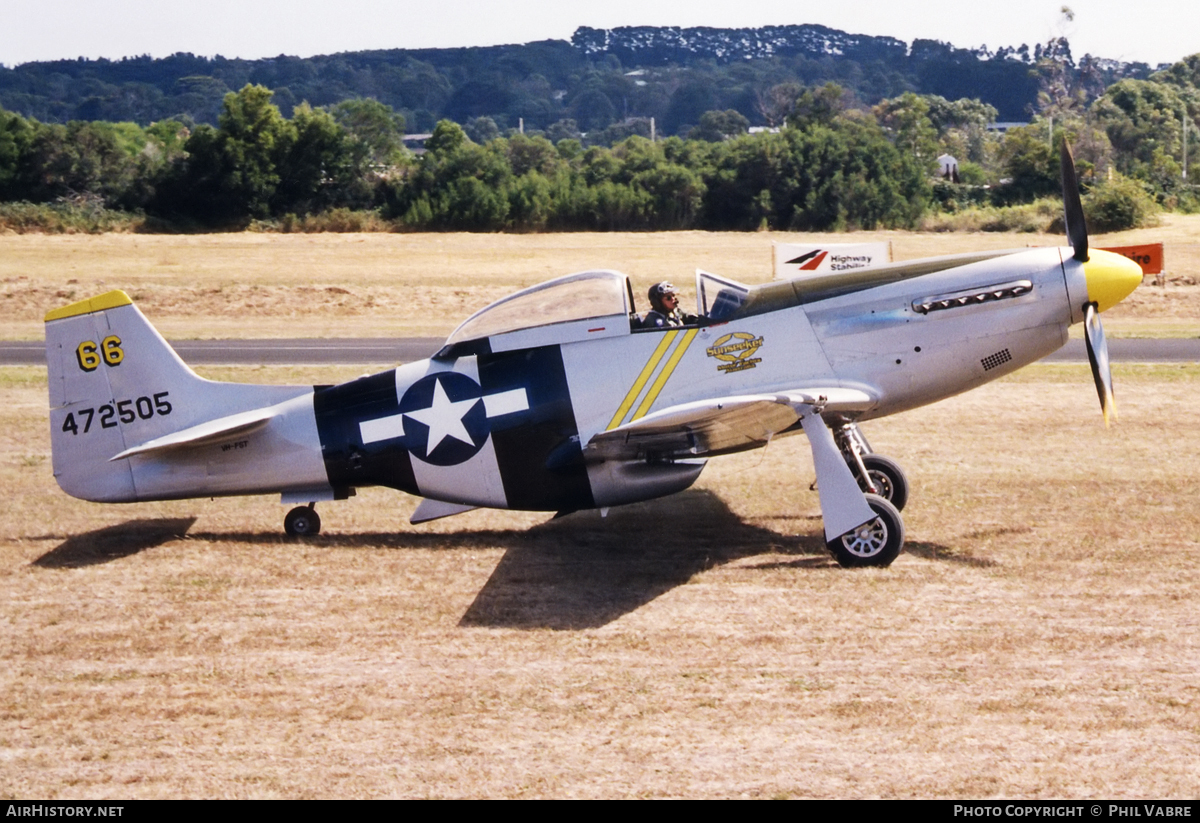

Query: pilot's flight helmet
[648,281,678,312]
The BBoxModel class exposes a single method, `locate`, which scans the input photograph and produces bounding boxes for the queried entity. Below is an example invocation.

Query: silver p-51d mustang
[44,145,1142,566]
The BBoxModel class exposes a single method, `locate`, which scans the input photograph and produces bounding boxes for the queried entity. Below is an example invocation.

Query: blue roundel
[398,372,489,466]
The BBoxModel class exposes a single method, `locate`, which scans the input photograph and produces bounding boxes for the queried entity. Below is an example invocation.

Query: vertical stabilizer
[45,291,321,502]
[45,291,205,501]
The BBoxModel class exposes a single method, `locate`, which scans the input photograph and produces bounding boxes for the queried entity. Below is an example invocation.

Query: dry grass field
[3,217,1200,340]
[1,229,1199,798]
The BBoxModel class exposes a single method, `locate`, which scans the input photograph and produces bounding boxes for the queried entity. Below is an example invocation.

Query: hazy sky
[2,0,1195,68]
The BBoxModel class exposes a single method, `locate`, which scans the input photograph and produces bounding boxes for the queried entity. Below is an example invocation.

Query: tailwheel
[284,504,321,538]
[856,454,909,512]
[828,494,904,568]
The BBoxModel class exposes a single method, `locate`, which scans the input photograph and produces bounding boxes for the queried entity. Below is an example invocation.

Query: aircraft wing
[583,388,875,461]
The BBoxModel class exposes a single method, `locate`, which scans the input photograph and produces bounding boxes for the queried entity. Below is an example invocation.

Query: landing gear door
[696,269,750,321]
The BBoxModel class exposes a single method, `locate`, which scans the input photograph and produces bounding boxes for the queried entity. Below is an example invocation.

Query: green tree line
[2,54,1198,233]
[2,24,1155,132]
[0,84,931,231]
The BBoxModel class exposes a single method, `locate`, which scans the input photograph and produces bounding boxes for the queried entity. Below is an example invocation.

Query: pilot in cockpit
[641,282,698,329]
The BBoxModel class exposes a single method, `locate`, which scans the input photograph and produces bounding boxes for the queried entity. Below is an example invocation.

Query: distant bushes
[919,198,1061,232]
[261,209,395,233]
[929,180,992,212]
[920,179,1163,234]
[1085,175,1160,232]
[0,200,143,233]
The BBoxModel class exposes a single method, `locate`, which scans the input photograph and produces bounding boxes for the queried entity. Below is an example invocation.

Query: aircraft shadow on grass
[30,492,980,628]
[33,517,197,568]
[454,491,988,628]
[459,488,828,629]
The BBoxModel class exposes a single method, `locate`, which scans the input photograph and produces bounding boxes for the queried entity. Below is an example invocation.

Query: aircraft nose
[1084,249,1143,312]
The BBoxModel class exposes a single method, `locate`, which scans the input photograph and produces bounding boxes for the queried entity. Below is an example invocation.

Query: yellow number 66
[76,336,124,371]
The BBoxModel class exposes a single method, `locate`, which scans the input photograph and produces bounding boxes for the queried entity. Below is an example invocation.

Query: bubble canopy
[443,270,632,347]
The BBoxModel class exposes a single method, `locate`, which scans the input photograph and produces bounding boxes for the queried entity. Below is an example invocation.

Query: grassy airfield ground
[1,229,1199,798]
[3,216,1200,341]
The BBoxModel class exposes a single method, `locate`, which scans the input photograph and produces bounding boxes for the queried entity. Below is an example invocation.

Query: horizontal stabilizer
[109,407,276,462]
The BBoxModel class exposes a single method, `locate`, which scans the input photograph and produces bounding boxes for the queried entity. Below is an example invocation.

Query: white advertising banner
[773,242,893,279]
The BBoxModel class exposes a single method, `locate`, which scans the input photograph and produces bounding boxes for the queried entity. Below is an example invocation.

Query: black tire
[857,454,909,512]
[827,494,904,568]
[284,506,321,537]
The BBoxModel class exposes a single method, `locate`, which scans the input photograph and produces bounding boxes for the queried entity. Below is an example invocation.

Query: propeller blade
[1083,303,1116,426]
[1060,140,1089,263]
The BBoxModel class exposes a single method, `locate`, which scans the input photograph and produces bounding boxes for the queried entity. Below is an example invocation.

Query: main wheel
[827,494,904,568]
[856,454,909,512]
[284,506,321,537]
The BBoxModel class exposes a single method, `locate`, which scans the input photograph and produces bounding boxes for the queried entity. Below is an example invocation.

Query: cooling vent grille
[981,349,1013,371]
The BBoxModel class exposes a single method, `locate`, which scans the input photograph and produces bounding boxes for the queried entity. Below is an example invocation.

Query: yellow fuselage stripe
[632,328,698,421]
[606,331,678,431]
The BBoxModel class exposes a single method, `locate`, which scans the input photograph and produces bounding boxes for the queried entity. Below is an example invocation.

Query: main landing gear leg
[835,423,910,512]
[284,502,321,537]
[801,412,905,567]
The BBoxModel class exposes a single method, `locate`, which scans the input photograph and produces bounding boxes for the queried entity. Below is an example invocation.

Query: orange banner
[1099,243,1163,275]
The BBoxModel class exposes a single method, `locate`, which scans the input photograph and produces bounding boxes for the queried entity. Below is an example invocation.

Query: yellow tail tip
[44,290,132,323]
